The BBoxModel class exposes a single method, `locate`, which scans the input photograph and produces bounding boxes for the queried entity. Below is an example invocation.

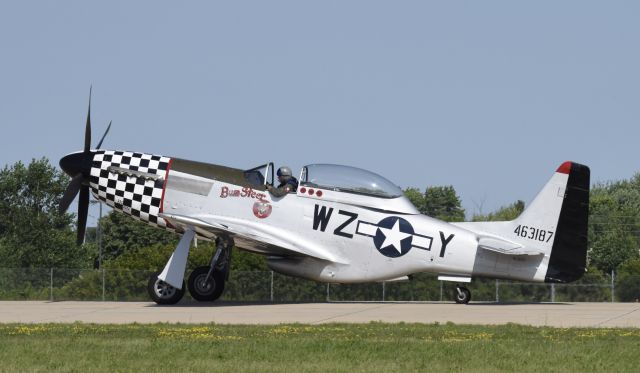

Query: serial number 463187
[514,225,554,243]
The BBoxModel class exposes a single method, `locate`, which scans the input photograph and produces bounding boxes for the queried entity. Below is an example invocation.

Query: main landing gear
[147,236,233,305]
[188,237,232,302]
[454,285,471,304]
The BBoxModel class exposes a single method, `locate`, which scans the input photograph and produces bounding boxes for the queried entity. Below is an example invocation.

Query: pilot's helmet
[277,166,292,178]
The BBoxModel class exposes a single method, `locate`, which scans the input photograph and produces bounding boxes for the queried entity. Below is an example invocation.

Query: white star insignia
[379,219,412,254]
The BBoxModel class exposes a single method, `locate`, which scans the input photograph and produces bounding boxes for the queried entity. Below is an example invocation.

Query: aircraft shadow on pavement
[145,301,323,308]
[144,301,571,308]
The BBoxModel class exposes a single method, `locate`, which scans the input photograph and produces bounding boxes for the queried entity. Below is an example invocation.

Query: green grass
[0,323,639,372]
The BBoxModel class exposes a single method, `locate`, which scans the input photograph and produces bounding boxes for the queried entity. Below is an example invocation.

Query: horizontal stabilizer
[478,236,544,256]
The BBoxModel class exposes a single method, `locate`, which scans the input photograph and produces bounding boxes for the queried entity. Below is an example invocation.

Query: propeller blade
[76,185,90,245]
[58,174,84,214]
[84,87,92,153]
[96,121,111,149]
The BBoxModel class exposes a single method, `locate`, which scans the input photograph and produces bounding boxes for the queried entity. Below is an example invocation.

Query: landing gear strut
[454,285,471,304]
[187,236,233,302]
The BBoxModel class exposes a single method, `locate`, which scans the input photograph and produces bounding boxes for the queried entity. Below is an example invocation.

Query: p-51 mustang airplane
[59,95,589,305]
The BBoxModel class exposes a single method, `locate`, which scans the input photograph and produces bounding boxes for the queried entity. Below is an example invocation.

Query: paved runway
[0,301,638,327]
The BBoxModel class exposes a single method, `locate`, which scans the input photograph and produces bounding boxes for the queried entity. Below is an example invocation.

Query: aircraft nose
[59,151,94,178]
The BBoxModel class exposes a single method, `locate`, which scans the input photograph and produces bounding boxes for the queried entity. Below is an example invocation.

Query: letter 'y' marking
[439,231,454,258]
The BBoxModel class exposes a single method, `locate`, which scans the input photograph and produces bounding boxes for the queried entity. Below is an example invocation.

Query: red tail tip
[556,161,572,174]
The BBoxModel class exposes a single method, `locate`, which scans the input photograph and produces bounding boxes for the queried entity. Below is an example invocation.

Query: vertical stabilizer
[454,161,590,283]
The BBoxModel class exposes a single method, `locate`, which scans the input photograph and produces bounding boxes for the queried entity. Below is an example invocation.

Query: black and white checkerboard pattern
[89,150,172,228]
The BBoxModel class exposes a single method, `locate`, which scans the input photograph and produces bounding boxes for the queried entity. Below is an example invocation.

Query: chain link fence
[0,268,638,303]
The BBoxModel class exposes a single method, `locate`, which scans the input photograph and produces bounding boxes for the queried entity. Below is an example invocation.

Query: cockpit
[241,162,417,213]
[300,164,403,199]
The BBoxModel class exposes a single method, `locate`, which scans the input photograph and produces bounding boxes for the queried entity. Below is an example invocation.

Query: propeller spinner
[59,88,111,245]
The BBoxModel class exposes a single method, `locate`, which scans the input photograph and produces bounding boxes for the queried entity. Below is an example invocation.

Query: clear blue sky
[1,1,638,224]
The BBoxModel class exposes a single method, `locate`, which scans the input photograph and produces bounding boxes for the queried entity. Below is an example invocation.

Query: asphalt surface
[1,301,639,327]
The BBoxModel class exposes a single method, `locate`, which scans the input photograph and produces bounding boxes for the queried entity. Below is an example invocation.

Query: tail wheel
[454,286,471,304]
[147,271,185,305]
[187,266,225,302]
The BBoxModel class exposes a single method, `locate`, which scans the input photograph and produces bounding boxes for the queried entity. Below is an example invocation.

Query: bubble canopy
[300,164,403,198]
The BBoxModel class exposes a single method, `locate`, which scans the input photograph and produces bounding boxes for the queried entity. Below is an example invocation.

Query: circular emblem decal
[253,201,272,219]
[373,216,415,258]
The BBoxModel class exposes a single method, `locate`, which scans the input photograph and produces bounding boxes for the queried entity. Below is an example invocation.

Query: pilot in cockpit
[267,166,298,197]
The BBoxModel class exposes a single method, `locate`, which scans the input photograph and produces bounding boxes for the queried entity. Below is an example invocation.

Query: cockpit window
[244,163,273,187]
[300,164,403,198]
[244,165,267,185]
[244,168,264,186]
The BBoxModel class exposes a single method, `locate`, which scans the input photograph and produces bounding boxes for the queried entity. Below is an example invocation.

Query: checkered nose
[89,150,172,229]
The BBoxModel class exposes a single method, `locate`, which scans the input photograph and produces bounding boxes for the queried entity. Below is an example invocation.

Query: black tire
[187,266,225,302]
[454,286,471,304]
[147,271,185,305]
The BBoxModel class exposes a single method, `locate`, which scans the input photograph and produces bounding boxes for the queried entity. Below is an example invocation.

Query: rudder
[544,162,590,283]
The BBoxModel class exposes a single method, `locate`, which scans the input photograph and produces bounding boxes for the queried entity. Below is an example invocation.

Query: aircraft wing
[159,213,345,263]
